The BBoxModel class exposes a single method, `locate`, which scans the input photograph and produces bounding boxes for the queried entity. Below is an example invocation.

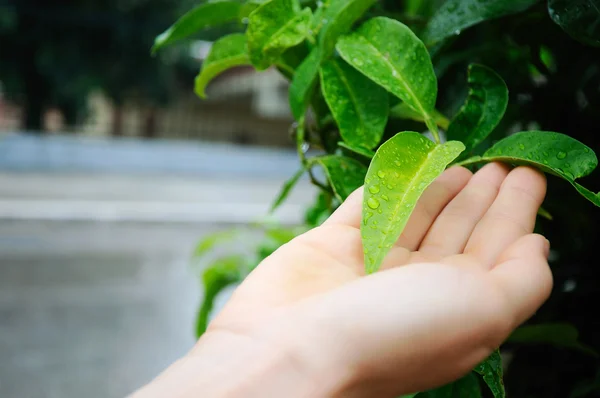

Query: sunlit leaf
[509,323,598,356]
[549,0,600,47]
[246,0,312,70]
[337,17,439,134]
[447,64,508,153]
[270,166,307,213]
[317,0,378,53]
[362,132,465,273]
[421,0,539,47]
[320,58,388,149]
[316,155,367,201]
[474,350,505,398]
[418,372,482,397]
[195,33,250,98]
[152,1,243,53]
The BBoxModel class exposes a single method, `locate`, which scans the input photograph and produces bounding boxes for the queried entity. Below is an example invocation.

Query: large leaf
[459,131,599,206]
[549,0,600,47]
[418,373,482,397]
[289,47,323,119]
[316,155,368,201]
[195,33,250,98]
[270,167,307,213]
[447,64,508,153]
[421,0,540,47]
[317,0,378,53]
[509,323,597,356]
[152,1,243,53]
[474,350,505,398]
[336,17,439,135]
[361,132,465,273]
[320,58,389,150]
[246,0,312,70]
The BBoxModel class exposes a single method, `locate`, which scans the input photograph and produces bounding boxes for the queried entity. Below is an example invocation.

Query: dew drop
[584,147,590,153]
[381,194,389,201]
[367,198,380,209]
[368,185,380,194]
[518,144,525,150]
[556,151,567,160]
[377,170,386,178]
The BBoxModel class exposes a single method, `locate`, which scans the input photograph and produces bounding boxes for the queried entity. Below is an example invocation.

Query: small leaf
[196,255,245,337]
[316,155,368,201]
[289,47,323,119]
[270,167,307,213]
[337,17,438,134]
[317,0,378,54]
[320,58,389,149]
[447,64,508,153]
[338,141,375,159]
[509,323,598,356]
[152,1,243,53]
[421,0,539,47]
[192,229,239,260]
[474,350,505,398]
[362,132,465,273]
[549,0,600,47]
[195,33,250,98]
[247,0,312,70]
[418,372,482,397]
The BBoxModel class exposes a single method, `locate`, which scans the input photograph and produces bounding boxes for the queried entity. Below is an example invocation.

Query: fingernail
[543,238,551,258]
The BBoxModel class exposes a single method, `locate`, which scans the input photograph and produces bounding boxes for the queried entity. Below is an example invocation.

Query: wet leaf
[195,33,250,98]
[421,0,539,47]
[389,103,450,130]
[361,132,465,273]
[317,0,378,53]
[289,47,323,119]
[549,0,600,47]
[316,155,367,201]
[320,58,388,149]
[474,350,505,398]
[338,141,375,159]
[447,64,508,153]
[460,131,599,206]
[418,372,482,397]
[270,166,307,212]
[247,0,312,70]
[152,1,242,53]
[337,17,439,134]
[509,323,598,356]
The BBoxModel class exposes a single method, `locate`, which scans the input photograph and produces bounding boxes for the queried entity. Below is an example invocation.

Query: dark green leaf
[447,64,508,153]
[474,350,505,398]
[316,0,378,53]
[549,0,600,47]
[247,0,312,70]
[152,1,243,53]
[421,0,540,47]
[316,155,368,201]
[337,17,439,134]
[362,132,465,273]
[338,141,375,159]
[196,255,245,337]
[418,372,482,397]
[509,323,598,356]
[270,167,307,213]
[289,47,323,119]
[389,103,450,131]
[320,58,389,149]
[195,33,250,98]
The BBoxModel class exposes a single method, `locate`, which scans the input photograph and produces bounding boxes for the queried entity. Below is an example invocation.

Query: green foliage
[548,0,600,47]
[270,166,307,213]
[159,0,600,395]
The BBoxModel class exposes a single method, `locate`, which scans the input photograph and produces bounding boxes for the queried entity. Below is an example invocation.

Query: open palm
[204,163,553,397]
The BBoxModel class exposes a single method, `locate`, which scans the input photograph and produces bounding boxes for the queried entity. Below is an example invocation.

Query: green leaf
[152,1,243,53]
[270,167,307,213]
[338,141,375,159]
[446,64,508,153]
[289,47,323,119]
[196,255,245,337]
[421,0,540,47]
[418,373,482,397]
[192,229,239,260]
[246,0,312,70]
[549,0,600,47]
[389,103,450,130]
[320,58,389,150]
[474,350,505,398]
[509,323,598,356]
[316,155,368,201]
[460,131,599,206]
[361,132,465,273]
[194,33,250,99]
[336,17,439,137]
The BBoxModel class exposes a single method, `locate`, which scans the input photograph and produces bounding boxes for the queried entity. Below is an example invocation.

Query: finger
[324,167,472,250]
[490,234,552,326]
[419,163,509,257]
[465,167,546,268]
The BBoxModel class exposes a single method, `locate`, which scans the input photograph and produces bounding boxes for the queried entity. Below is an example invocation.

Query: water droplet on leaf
[369,185,380,194]
[367,198,380,209]
[557,151,567,159]
[377,170,386,178]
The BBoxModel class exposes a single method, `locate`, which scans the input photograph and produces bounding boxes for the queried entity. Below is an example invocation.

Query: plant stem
[296,116,307,164]
[453,156,485,168]
[426,118,441,144]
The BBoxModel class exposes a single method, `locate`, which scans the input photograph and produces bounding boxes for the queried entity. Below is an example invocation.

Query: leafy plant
[155,0,600,396]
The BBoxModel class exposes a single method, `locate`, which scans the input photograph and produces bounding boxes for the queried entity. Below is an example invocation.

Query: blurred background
[0,1,315,397]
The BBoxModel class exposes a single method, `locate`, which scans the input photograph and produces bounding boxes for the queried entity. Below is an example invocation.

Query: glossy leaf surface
[195,33,250,98]
[316,155,367,201]
[549,0,600,47]
[247,0,312,70]
[320,58,388,149]
[475,350,505,398]
[447,64,508,153]
[317,0,377,54]
[361,132,464,273]
[338,141,375,159]
[152,1,242,53]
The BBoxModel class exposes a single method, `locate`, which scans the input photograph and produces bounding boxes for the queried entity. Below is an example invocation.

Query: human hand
[134,163,552,398]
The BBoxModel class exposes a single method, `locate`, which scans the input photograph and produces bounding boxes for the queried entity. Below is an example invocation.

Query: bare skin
[132,163,552,398]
